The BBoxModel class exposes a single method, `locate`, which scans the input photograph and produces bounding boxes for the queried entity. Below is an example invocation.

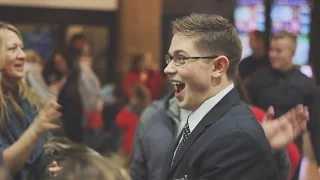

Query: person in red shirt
[235,76,300,180]
[123,52,164,101]
[116,84,151,159]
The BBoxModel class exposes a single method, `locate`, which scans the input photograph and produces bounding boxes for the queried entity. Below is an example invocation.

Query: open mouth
[14,64,23,68]
[172,81,185,95]
[13,63,24,71]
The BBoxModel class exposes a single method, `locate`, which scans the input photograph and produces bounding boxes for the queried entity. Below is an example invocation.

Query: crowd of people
[0,12,319,180]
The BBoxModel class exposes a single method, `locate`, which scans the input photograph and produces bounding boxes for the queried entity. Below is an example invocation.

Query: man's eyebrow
[168,50,189,56]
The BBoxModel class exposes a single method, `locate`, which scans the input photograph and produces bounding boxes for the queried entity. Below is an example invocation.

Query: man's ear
[211,56,229,78]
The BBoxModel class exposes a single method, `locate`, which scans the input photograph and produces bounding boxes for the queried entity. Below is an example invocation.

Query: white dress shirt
[173,83,234,160]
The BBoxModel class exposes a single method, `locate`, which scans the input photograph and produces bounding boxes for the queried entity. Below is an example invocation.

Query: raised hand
[261,104,308,151]
[30,99,62,137]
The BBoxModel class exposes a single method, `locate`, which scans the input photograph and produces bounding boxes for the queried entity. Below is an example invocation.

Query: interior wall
[163,0,236,19]
[116,0,162,79]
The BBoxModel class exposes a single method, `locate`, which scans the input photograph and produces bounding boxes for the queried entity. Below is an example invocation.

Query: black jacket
[162,89,280,180]
[248,67,320,165]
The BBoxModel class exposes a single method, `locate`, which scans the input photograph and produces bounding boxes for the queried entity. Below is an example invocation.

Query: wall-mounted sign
[0,0,118,11]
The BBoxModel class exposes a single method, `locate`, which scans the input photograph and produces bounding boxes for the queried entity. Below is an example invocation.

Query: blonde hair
[55,155,130,180]
[0,22,40,133]
[24,49,40,63]
[272,31,297,52]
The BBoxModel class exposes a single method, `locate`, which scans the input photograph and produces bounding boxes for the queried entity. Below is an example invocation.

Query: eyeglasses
[165,55,220,66]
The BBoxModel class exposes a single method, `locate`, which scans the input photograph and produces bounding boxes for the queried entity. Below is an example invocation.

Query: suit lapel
[166,88,241,179]
[162,130,183,178]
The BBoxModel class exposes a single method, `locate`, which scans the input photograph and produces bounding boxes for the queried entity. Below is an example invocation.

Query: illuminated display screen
[271,0,310,65]
[234,0,265,59]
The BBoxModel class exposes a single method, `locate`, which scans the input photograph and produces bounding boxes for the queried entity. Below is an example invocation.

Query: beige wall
[0,0,118,11]
[163,0,236,19]
[116,0,162,77]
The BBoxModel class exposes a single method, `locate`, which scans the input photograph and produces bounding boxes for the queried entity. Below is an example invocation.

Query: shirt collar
[187,83,234,132]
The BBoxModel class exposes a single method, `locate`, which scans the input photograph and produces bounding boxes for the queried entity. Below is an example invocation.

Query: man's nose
[164,60,177,77]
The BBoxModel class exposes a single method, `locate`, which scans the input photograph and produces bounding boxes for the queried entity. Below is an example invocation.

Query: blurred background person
[23,49,52,104]
[248,31,320,180]
[42,49,69,97]
[116,84,151,163]
[123,52,164,101]
[238,30,270,84]
[235,75,300,180]
[58,33,107,153]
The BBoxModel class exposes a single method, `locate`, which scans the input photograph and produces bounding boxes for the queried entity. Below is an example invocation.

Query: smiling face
[1,30,26,83]
[269,38,295,72]
[164,34,225,111]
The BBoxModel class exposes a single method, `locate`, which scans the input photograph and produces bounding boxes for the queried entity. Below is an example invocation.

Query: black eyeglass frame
[165,55,229,65]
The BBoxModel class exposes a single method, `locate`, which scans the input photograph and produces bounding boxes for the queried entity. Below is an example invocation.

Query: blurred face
[249,33,264,54]
[73,39,86,51]
[54,53,68,75]
[248,33,257,51]
[164,34,227,111]
[269,38,295,72]
[1,30,26,83]
[142,52,153,70]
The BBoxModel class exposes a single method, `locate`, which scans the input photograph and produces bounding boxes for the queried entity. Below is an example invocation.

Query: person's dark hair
[172,13,243,79]
[70,33,85,46]
[130,54,144,72]
[233,74,252,104]
[250,30,265,41]
[43,49,69,84]
[130,84,151,114]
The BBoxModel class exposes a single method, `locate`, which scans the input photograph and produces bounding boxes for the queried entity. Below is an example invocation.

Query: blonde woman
[0,22,61,179]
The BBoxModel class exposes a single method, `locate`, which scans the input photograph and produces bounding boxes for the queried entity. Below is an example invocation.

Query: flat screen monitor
[271,0,311,65]
[234,0,265,60]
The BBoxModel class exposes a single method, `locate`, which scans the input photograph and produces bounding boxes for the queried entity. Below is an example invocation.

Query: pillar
[116,0,162,80]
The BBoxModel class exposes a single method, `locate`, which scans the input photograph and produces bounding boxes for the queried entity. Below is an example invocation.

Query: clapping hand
[31,99,62,137]
[261,104,308,151]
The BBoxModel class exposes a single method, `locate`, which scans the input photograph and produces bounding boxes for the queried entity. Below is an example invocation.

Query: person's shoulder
[217,102,265,136]
[239,56,253,65]
[139,98,167,125]
[208,102,270,149]
[292,68,318,91]
[293,68,316,83]
[248,105,265,123]
[238,56,253,71]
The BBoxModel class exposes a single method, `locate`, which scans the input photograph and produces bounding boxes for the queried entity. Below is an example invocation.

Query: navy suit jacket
[162,88,280,180]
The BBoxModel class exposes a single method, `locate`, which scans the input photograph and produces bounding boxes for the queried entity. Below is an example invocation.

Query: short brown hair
[55,155,130,180]
[250,30,265,41]
[272,31,297,52]
[172,13,243,79]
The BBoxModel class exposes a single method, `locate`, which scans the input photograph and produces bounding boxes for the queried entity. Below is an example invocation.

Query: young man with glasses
[130,14,309,180]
